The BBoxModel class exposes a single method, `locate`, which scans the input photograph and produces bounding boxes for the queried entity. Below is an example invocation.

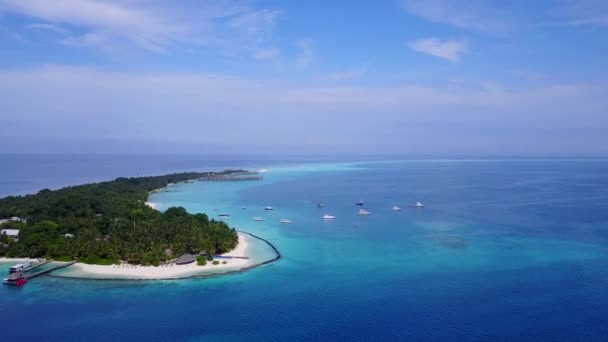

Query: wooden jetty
[26,261,76,279]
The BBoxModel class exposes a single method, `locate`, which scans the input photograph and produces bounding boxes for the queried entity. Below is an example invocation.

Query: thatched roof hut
[176,254,195,265]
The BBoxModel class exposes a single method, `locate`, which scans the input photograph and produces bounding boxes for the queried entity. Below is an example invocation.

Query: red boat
[3,271,27,286]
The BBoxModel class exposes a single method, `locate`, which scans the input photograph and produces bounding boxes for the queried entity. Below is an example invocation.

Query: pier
[26,261,76,279]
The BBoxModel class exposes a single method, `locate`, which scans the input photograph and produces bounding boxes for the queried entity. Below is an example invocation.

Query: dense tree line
[0,171,242,265]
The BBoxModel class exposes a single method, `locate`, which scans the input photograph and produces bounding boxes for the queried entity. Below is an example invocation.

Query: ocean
[1,155,608,341]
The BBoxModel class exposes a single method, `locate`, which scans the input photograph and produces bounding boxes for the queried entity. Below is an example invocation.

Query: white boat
[358,209,371,215]
[323,214,335,220]
[409,201,424,208]
[264,206,273,211]
[253,217,265,221]
[280,219,292,223]
[392,206,401,211]
[9,261,33,273]
[317,202,325,208]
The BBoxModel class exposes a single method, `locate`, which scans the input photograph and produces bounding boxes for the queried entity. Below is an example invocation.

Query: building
[175,254,196,265]
[63,233,74,238]
[1,229,20,237]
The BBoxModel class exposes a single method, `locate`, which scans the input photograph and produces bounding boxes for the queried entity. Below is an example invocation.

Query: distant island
[0,170,251,267]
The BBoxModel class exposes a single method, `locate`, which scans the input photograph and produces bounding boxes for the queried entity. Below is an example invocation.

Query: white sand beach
[145,201,158,209]
[55,232,252,280]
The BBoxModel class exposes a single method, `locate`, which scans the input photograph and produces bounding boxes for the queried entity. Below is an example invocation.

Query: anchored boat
[323,214,335,220]
[358,209,371,215]
[9,261,33,273]
[280,219,292,224]
[3,272,27,286]
[409,202,424,208]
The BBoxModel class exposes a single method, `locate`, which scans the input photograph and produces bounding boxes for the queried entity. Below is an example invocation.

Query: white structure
[1,229,19,237]
[64,233,75,238]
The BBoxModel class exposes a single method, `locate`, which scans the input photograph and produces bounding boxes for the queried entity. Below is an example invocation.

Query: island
[0,170,277,280]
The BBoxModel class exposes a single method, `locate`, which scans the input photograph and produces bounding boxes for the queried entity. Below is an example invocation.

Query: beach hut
[176,254,195,265]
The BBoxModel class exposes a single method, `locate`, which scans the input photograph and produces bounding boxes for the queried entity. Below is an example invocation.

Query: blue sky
[0,0,607,156]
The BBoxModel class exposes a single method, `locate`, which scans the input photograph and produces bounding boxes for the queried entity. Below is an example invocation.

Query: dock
[26,261,76,279]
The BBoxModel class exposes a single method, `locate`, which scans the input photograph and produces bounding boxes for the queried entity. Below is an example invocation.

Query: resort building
[63,233,74,238]
[1,229,20,237]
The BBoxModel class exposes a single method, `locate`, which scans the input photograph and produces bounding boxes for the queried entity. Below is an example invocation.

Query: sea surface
[2,155,608,341]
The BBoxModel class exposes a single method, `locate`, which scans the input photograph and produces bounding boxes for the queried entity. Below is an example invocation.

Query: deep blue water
[2,155,608,341]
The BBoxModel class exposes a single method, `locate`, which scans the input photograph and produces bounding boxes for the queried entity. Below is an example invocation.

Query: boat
[392,206,401,211]
[323,214,335,220]
[317,202,325,208]
[264,206,273,211]
[358,209,371,215]
[409,201,424,208]
[280,219,292,223]
[218,213,231,219]
[3,272,27,286]
[9,261,33,273]
[355,200,364,206]
[253,217,266,221]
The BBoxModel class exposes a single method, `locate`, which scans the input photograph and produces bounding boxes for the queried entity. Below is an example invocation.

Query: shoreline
[46,231,280,280]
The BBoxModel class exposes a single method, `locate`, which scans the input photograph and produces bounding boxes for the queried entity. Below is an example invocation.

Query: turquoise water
[2,158,608,340]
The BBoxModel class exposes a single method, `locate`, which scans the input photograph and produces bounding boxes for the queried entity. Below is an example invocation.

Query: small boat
[3,272,27,286]
[355,200,364,206]
[9,261,33,273]
[280,219,292,224]
[392,206,401,211]
[218,213,231,219]
[317,202,325,208]
[253,217,266,221]
[264,206,274,211]
[358,209,371,215]
[409,201,424,208]
[323,214,335,220]
[241,207,247,209]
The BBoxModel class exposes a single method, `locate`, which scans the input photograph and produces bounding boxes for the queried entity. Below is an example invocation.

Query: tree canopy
[0,171,241,265]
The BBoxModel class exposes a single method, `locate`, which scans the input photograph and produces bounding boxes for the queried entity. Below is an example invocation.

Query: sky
[0,0,607,156]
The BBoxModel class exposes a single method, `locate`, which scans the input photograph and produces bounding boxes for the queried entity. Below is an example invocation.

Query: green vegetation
[222,261,227,264]
[212,260,220,265]
[206,255,214,261]
[197,256,207,266]
[0,171,242,265]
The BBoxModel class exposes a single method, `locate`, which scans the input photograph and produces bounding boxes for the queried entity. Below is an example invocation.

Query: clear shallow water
[2,157,608,341]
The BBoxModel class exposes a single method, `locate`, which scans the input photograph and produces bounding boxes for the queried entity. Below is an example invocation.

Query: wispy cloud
[253,47,279,61]
[1,65,607,154]
[27,22,68,34]
[409,38,466,62]
[402,0,512,34]
[326,67,367,81]
[295,39,313,68]
[0,0,280,55]
[551,0,608,27]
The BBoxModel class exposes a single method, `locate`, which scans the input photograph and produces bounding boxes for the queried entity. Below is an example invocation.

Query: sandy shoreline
[51,232,252,280]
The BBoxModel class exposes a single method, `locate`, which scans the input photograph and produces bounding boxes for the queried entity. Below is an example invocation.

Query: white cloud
[409,38,466,62]
[295,39,313,68]
[0,0,280,55]
[402,0,512,34]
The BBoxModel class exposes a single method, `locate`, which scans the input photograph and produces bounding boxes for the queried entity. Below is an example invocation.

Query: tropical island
[0,170,275,280]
